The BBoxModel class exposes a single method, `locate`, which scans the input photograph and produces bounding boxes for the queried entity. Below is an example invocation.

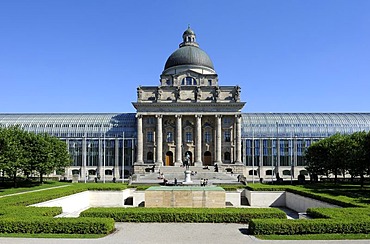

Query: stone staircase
[135,166,239,184]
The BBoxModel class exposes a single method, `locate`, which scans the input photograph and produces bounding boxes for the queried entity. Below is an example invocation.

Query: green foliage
[0,126,72,185]
[80,207,286,223]
[304,131,370,186]
[249,218,370,235]
[0,217,114,234]
[0,207,62,218]
[307,207,370,220]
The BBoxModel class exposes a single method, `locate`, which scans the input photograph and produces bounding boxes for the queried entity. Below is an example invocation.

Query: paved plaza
[0,223,369,244]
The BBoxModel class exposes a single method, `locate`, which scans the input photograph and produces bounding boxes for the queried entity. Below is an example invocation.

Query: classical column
[194,114,202,166]
[136,114,144,164]
[235,114,242,164]
[114,138,120,178]
[156,114,163,165]
[175,115,182,166]
[215,115,222,164]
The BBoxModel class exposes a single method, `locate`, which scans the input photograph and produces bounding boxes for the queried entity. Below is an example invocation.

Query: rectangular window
[166,132,173,142]
[224,130,231,142]
[147,117,155,124]
[204,131,211,143]
[147,131,153,142]
[186,132,192,142]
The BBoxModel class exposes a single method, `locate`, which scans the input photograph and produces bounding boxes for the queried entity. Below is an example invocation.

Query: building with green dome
[1,28,370,182]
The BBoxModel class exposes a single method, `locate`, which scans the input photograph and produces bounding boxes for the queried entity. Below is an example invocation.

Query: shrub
[249,218,370,235]
[80,207,286,223]
[0,217,114,234]
[307,207,370,220]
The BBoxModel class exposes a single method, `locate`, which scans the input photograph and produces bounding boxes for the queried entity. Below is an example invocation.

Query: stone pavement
[0,223,369,244]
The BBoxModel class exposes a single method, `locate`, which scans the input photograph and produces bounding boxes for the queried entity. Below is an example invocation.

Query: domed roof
[164,46,214,70]
[163,27,215,72]
[183,27,195,36]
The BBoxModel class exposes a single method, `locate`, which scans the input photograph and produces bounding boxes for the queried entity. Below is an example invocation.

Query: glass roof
[242,113,370,138]
[0,113,136,138]
[1,113,370,139]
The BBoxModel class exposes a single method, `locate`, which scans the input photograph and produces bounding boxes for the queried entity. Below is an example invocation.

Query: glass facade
[1,112,370,179]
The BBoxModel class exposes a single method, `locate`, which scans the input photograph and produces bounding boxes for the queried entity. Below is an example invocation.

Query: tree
[305,139,330,181]
[27,133,72,183]
[0,126,28,187]
[0,127,72,185]
[347,131,368,187]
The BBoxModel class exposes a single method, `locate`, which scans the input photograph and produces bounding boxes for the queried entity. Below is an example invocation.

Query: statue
[156,87,162,101]
[234,86,241,102]
[137,86,142,101]
[184,152,190,170]
[195,86,202,101]
[174,87,181,101]
[213,87,220,101]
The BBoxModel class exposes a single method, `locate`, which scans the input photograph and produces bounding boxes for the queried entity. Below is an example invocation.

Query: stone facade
[132,27,245,173]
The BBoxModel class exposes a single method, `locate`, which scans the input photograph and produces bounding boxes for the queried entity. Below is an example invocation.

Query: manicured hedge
[80,207,286,223]
[307,207,370,220]
[0,206,62,218]
[249,218,370,235]
[0,217,115,234]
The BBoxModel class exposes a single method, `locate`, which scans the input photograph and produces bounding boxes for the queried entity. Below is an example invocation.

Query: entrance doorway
[165,151,174,166]
[184,151,193,166]
[204,151,212,166]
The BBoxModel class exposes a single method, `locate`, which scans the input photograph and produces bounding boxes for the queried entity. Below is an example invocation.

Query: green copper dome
[164,46,214,70]
[164,27,214,71]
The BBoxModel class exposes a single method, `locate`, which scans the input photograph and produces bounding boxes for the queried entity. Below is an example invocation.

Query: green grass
[258,233,370,240]
[0,181,69,196]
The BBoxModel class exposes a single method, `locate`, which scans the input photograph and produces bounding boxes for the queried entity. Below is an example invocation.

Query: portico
[132,27,244,175]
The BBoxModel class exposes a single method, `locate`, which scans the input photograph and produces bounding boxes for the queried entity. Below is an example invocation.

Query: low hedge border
[0,217,115,234]
[249,218,370,235]
[307,207,370,220]
[80,207,286,223]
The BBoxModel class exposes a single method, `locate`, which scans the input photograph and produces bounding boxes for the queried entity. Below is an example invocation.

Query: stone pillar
[194,114,202,166]
[114,138,120,178]
[235,114,242,164]
[136,114,144,164]
[98,137,103,177]
[215,115,222,164]
[82,137,87,182]
[156,114,163,165]
[175,115,182,166]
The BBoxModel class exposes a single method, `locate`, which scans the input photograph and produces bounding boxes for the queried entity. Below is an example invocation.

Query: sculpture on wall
[234,85,241,102]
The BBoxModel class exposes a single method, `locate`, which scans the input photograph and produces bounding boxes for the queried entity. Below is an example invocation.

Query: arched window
[181,77,197,86]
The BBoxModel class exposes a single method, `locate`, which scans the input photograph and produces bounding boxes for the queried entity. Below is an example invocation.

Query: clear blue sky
[1,0,369,113]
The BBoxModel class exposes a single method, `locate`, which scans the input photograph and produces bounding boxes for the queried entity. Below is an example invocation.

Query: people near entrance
[200,178,208,187]
[174,178,177,186]
[163,178,168,185]
[203,166,210,170]
[214,163,218,172]
[158,172,164,180]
